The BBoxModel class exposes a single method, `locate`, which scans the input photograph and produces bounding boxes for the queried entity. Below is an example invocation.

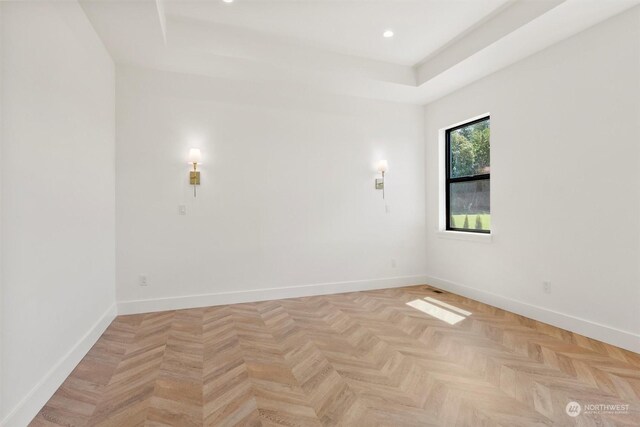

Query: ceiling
[162,0,510,66]
[80,0,639,105]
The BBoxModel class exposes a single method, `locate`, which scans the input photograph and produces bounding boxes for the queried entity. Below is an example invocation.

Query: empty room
[1,0,639,425]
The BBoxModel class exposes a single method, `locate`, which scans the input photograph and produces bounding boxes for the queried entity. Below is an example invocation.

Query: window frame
[445,115,490,234]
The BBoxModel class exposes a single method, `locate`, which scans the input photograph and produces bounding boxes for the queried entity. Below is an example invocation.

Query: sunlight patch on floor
[424,296,472,316]
[406,299,467,325]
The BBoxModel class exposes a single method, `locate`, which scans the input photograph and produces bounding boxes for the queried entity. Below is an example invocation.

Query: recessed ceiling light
[383,30,394,38]
[223,0,234,3]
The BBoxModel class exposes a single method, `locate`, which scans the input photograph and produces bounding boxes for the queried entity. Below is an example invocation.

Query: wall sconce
[188,148,202,197]
[375,159,388,198]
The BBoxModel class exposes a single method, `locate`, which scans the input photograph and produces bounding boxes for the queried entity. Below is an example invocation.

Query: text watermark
[566,401,630,417]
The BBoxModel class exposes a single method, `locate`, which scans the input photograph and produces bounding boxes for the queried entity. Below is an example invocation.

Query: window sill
[437,230,492,243]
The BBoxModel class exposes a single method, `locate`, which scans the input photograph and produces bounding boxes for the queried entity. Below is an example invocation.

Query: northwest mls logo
[566,401,582,417]
[566,400,631,417]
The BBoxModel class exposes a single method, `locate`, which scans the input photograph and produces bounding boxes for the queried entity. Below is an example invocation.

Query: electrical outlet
[391,259,397,268]
[139,275,148,286]
[543,281,551,294]
[178,205,186,215]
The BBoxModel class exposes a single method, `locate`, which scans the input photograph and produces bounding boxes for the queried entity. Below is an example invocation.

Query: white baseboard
[424,275,640,354]
[1,303,117,427]
[117,275,430,315]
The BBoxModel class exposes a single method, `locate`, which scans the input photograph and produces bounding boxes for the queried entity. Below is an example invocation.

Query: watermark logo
[566,401,581,417]
[565,401,630,417]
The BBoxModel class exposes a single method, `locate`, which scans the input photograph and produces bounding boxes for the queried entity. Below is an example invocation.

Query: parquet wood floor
[30,285,640,426]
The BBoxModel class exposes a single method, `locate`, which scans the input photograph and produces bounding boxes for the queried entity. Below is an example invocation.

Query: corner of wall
[0,304,116,427]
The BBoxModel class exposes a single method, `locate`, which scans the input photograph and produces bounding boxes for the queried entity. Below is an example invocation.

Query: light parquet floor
[31,285,640,426]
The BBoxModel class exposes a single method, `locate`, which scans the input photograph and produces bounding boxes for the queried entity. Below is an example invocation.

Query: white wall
[1,2,116,425]
[0,2,4,420]
[424,7,640,352]
[115,66,427,312]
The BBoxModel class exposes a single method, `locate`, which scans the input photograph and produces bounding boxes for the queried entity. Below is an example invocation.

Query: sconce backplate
[375,178,384,190]
[190,171,201,185]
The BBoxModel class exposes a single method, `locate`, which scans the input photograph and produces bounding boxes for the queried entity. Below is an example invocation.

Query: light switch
[178,205,186,215]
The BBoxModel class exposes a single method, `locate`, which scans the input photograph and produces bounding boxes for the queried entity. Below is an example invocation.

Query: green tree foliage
[451,132,475,177]
[473,126,490,173]
[450,215,456,228]
[463,215,469,229]
[450,120,490,178]
[475,215,483,230]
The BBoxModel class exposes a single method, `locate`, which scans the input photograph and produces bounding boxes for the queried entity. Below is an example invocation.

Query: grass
[450,214,491,231]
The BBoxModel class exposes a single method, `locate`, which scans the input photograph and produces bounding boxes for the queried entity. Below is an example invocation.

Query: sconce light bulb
[188,148,202,165]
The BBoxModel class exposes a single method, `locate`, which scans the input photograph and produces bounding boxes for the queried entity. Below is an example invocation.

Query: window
[446,116,490,233]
